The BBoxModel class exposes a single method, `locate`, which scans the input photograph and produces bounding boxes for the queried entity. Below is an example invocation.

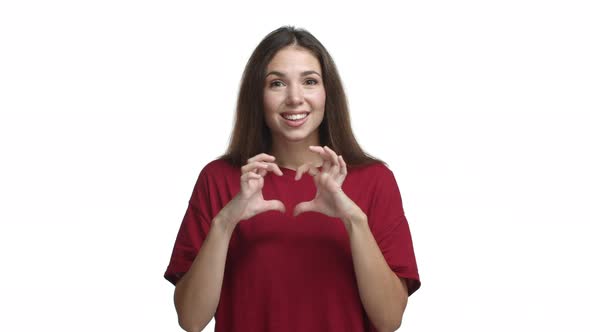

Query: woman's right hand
[217,153,285,228]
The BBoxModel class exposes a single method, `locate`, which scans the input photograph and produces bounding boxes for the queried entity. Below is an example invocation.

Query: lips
[280,112,310,127]
[280,111,309,117]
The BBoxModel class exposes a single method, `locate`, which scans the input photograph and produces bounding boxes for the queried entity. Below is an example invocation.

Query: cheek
[263,93,282,112]
[310,90,326,109]
[262,111,277,132]
[262,99,278,127]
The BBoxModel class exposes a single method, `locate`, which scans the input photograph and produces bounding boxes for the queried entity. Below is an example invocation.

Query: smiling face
[263,45,326,145]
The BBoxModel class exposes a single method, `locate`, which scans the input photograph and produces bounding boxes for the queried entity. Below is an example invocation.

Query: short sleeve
[163,168,213,286]
[367,165,421,296]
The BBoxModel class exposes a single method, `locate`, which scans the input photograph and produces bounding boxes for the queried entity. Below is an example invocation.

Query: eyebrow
[265,70,322,78]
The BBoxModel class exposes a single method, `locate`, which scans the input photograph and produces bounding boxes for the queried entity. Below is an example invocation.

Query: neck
[270,133,324,171]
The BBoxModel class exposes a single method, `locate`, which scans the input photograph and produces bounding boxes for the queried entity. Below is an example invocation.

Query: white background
[1,0,589,331]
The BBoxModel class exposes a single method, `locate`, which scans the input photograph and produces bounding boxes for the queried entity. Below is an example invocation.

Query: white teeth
[283,113,308,120]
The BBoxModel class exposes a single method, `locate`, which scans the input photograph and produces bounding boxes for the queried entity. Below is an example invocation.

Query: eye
[270,80,284,87]
[305,79,318,85]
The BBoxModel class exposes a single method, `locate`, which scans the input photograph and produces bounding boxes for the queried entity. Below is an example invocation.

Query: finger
[309,145,331,173]
[265,162,284,176]
[324,146,339,166]
[338,155,347,176]
[242,161,283,177]
[264,199,286,214]
[321,154,331,174]
[323,146,340,175]
[309,145,329,160]
[247,153,276,164]
[255,162,282,176]
[293,201,314,217]
[295,163,320,180]
[241,161,269,175]
[241,171,261,182]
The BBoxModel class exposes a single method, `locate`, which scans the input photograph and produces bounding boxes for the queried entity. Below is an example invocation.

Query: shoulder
[348,161,395,183]
[346,161,403,199]
[201,158,238,174]
[193,158,240,187]
[203,159,233,171]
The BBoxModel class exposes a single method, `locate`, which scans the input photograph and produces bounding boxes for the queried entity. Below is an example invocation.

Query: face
[263,46,326,144]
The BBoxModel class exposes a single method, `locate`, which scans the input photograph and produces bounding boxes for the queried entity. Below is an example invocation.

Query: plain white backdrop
[1,0,589,331]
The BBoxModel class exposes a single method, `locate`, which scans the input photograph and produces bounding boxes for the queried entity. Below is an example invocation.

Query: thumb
[264,199,286,214]
[293,201,314,217]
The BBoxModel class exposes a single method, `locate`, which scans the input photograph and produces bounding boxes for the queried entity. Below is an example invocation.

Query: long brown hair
[218,25,385,169]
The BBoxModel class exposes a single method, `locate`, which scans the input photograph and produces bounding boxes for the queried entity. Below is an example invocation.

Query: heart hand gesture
[293,146,363,223]
[217,153,286,228]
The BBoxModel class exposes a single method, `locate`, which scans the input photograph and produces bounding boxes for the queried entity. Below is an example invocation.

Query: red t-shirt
[164,158,421,331]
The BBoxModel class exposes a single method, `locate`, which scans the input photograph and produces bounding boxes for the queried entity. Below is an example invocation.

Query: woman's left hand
[293,146,365,224]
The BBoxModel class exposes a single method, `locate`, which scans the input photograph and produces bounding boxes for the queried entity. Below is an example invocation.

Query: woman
[164,26,421,332]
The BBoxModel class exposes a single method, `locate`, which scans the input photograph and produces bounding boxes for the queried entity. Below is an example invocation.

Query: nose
[286,84,304,106]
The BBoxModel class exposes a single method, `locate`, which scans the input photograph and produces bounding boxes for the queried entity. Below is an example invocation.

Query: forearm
[174,217,236,332]
[345,213,408,332]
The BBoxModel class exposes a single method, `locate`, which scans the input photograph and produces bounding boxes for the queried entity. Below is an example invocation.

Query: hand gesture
[218,153,285,227]
[293,146,362,222]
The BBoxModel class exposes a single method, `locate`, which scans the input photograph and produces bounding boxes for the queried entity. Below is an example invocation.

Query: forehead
[266,46,321,73]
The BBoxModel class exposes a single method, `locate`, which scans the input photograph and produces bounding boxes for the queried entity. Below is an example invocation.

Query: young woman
[164,26,421,332]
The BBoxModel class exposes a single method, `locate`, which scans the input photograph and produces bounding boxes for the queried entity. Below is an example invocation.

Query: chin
[277,133,308,143]
[283,128,321,143]
[268,117,321,143]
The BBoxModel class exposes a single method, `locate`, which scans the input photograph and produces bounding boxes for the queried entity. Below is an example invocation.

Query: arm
[173,216,236,332]
[293,147,411,331]
[171,155,285,331]
[345,212,409,332]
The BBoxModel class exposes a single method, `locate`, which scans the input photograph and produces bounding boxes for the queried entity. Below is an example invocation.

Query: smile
[281,112,309,121]
[280,112,310,127]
